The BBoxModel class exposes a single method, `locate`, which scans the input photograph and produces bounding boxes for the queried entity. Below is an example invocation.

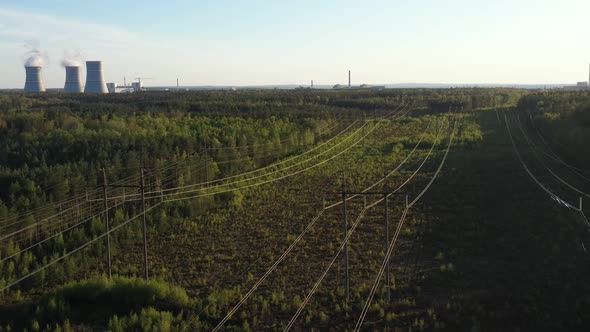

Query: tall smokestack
[24,66,46,93]
[64,66,83,93]
[84,61,108,93]
[348,70,351,88]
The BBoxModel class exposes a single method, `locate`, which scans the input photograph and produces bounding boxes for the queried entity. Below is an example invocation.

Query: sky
[1,0,590,88]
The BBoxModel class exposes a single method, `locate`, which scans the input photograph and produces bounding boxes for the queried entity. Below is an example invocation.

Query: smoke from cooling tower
[24,48,49,68]
[61,50,83,67]
[61,59,80,67]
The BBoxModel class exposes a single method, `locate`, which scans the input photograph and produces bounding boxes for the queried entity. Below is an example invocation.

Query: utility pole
[323,190,405,303]
[36,214,41,242]
[580,197,584,211]
[384,174,390,331]
[384,194,390,302]
[102,168,112,278]
[342,174,349,302]
[493,89,496,110]
[94,168,152,280]
[363,112,366,147]
[205,144,209,187]
[140,168,149,280]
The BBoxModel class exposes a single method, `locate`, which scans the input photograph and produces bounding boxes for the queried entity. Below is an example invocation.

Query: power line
[180,177,336,331]
[524,110,590,176]
[514,114,590,198]
[504,112,580,211]
[0,121,347,248]
[0,102,416,307]
[354,115,458,331]
[283,209,368,332]
[324,115,434,210]
[162,104,411,204]
[210,209,326,332]
[0,203,161,293]
[281,116,450,331]
[0,118,345,230]
[207,104,419,331]
[82,119,361,204]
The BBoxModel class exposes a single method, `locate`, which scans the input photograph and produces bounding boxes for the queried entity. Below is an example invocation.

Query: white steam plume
[61,50,84,67]
[23,41,49,67]
[24,48,48,67]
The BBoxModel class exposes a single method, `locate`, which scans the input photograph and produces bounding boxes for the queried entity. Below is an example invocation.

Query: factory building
[105,81,143,93]
[106,82,117,93]
[332,70,385,90]
[333,83,385,90]
[131,81,143,92]
[564,81,589,91]
[569,65,590,90]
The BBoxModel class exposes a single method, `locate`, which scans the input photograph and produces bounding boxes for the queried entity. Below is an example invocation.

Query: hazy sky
[1,0,590,88]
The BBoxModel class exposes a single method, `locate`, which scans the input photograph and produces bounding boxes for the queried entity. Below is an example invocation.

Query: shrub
[108,307,180,332]
[36,276,190,326]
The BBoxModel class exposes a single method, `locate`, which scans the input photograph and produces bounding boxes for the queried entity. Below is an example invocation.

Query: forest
[1,87,589,331]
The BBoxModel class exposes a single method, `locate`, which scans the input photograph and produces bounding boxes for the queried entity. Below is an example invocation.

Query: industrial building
[106,81,143,93]
[563,65,590,90]
[563,81,589,91]
[106,82,117,93]
[131,81,143,92]
[331,70,385,90]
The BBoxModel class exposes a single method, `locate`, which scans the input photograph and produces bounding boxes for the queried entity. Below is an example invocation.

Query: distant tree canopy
[0,88,530,331]
[517,91,590,168]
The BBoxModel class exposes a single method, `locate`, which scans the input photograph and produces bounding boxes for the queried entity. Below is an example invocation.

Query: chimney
[24,66,46,93]
[64,66,83,93]
[84,61,108,93]
[348,70,351,88]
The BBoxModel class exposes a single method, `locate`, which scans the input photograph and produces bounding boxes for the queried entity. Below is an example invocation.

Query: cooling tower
[84,61,108,93]
[24,66,46,93]
[64,66,83,93]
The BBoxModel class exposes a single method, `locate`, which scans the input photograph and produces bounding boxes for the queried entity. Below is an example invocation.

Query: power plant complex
[21,57,590,93]
[23,60,143,94]
[24,60,108,94]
